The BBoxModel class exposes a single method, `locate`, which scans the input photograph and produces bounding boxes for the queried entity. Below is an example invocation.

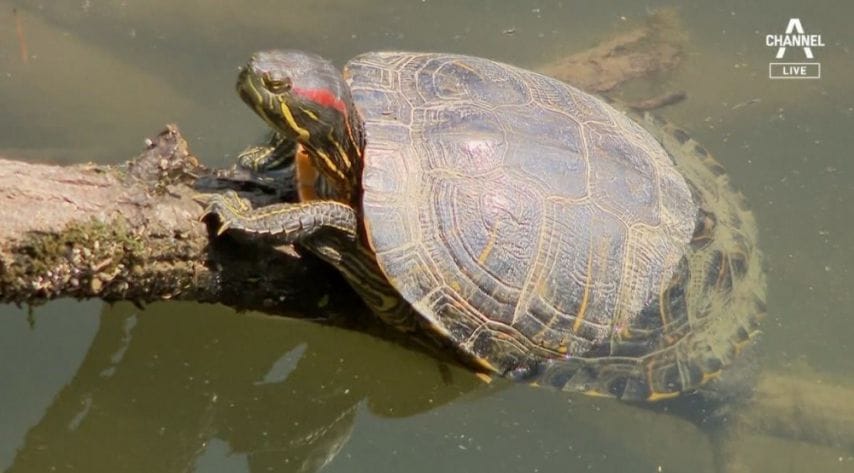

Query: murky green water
[1,1,852,472]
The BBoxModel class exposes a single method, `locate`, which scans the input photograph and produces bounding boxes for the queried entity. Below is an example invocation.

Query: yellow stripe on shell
[572,244,594,333]
[646,390,681,401]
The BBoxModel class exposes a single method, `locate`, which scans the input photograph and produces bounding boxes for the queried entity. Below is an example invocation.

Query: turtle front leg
[200,191,414,330]
[233,133,298,196]
[208,133,298,197]
[237,132,297,173]
[201,190,357,242]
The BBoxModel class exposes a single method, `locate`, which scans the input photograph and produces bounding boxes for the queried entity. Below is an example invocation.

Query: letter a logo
[776,18,813,59]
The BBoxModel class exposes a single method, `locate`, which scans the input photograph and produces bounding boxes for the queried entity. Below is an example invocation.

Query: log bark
[0,125,354,317]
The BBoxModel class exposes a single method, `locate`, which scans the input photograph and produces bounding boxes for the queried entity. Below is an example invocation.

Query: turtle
[202,131,300,198]
[201,50,766,401]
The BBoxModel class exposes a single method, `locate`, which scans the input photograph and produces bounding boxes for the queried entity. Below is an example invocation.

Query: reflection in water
[6,302,486,473]
[100,314,137,377]
[7,303,853,473]
[194,438,249,472]
[256,343,306,385]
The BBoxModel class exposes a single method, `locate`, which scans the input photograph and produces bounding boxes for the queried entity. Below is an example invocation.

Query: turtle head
[237,50,363,193]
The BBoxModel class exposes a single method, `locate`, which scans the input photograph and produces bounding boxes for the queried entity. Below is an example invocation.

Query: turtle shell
[345,52,764,401]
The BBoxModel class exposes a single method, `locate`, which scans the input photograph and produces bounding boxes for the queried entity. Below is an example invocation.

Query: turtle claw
[195,191,254,237]
[193,193,217,222]
[215,220,231,236]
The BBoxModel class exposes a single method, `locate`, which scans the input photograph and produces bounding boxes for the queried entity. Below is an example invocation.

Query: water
[1,1,852,471]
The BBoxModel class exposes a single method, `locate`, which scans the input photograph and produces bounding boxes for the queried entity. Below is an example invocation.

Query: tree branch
[0,125,353,316]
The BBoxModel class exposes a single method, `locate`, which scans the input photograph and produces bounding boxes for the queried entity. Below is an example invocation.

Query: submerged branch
[539,8,686,93]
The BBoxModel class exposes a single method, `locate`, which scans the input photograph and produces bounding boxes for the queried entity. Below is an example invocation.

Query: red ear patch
[292,86,347,116]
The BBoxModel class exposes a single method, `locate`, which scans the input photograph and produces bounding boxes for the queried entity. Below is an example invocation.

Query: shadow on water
[2,302,736,473]
[8,300,852,473]
[4,301,490,473]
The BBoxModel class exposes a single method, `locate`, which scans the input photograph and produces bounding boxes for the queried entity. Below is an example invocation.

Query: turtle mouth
[236,68,284,130]
[237,83,254,108]
[236,67,265,109]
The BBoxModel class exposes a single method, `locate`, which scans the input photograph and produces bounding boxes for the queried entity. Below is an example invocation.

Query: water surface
[1,1,852,472]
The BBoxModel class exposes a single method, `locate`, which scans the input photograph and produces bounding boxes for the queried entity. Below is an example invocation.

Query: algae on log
[0,125,353,317]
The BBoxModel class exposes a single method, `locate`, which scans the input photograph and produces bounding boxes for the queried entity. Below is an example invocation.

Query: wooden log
[0,125,354,317]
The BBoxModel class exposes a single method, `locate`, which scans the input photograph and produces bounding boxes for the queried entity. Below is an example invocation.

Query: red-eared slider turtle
[202,50,765,401]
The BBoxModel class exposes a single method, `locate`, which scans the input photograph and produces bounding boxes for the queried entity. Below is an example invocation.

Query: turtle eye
[264,74,292,94]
